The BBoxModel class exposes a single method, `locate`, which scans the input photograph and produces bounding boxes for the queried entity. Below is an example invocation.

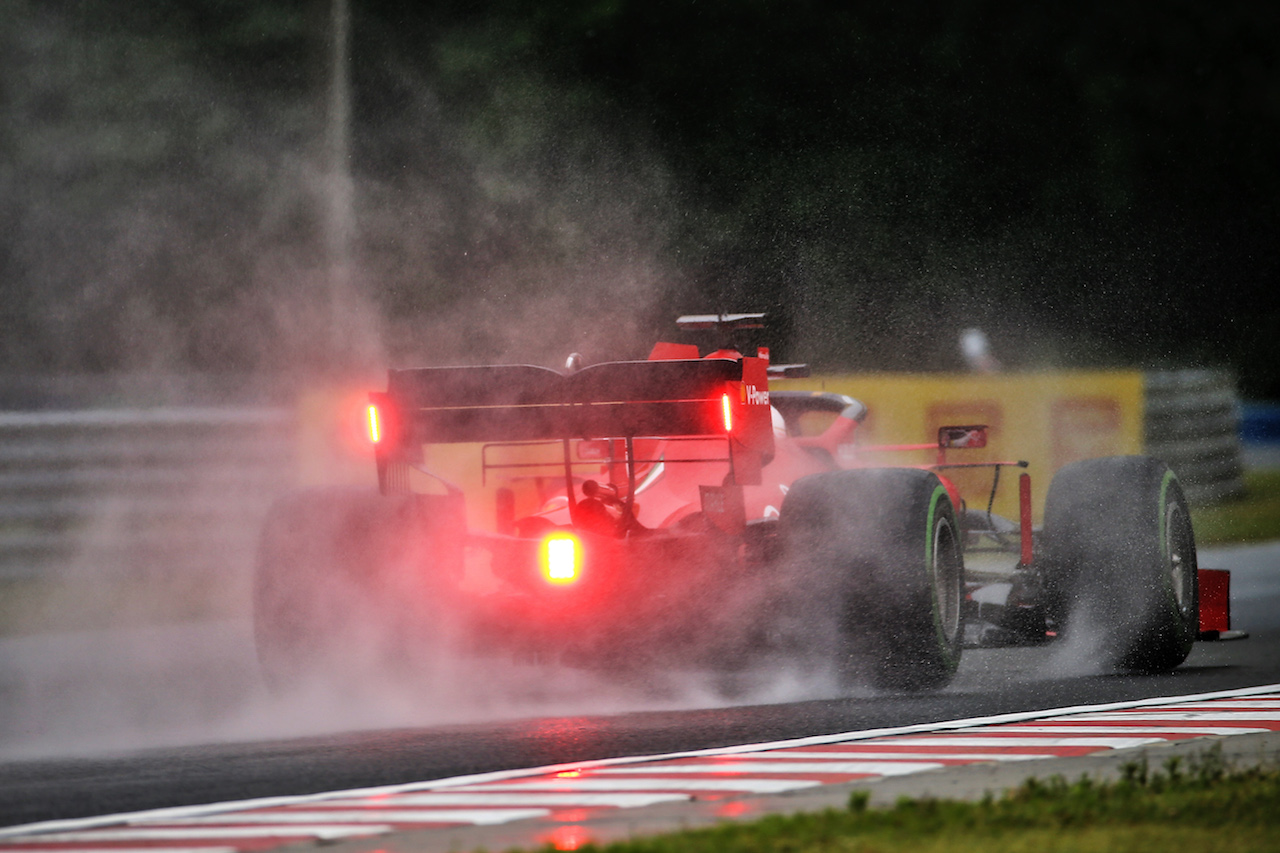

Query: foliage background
[1,1,1276,393]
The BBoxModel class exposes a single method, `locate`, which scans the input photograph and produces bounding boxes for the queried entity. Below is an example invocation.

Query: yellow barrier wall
[776,371,1145,521]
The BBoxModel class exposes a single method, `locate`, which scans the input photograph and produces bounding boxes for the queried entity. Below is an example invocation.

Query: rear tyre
[1042,456,1198,673]
[252,487,463,690]
[781,468,964,692]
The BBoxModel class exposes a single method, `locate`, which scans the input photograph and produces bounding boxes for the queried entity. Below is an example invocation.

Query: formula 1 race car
[253,314,1241,693]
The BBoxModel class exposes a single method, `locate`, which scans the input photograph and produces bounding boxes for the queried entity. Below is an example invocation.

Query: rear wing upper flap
[377,358,774,448]
[386,358,741,408]
[386,364,565,409]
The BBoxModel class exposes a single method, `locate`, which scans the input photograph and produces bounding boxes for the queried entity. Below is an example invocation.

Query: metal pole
[325,0,354,348]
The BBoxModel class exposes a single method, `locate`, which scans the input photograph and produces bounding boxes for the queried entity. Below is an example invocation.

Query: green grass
[1191,469,1280,546]
[538,747,1280,853]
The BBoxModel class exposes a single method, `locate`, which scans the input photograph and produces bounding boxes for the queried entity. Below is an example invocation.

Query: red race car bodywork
[254,315,1242,692]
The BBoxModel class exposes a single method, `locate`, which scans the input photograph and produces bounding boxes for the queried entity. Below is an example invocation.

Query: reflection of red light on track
[550,808,592,822]
[555,769,582,778]
[543,824,592,851]
[716,801,756,819]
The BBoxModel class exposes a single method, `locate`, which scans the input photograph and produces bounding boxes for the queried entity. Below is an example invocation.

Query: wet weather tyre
[782,468,965,692]
[252,487,462,690]
[1042,456,1198,673]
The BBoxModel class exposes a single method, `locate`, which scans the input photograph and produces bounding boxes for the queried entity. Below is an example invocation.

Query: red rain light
[721,393,733,432]
[542,533,580,584]
[366,404,382,444]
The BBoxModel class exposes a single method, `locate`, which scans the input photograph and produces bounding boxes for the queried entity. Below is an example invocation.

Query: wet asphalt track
[0,541,1276,829]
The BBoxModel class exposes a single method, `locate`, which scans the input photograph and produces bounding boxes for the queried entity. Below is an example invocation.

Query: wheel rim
[1165,502,1195,618]
[932,518,962,646]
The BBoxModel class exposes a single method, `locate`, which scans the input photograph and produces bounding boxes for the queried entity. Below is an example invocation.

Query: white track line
[946,725,1269,735]
[9,826,390,842]
[726,750,1049,762]
[171,809,550,827]
[2,683,1277,843]
[857,736,1170,748]
[444,777,821,793]
[593,761,945,776]
[1050,711,1280,721]
[313,792,688,808]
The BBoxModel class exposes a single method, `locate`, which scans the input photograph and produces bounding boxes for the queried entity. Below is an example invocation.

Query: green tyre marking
[1159,468,1174,562]
[1157,467,1189,627]
[925,483,958,672]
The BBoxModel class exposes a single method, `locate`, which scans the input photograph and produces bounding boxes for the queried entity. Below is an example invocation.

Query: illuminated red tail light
[721,393,733,433]
[541,533,581,584]
[366,404,383,444]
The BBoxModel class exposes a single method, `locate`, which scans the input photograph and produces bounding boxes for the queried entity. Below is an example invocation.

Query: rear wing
[369,356,775,489]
